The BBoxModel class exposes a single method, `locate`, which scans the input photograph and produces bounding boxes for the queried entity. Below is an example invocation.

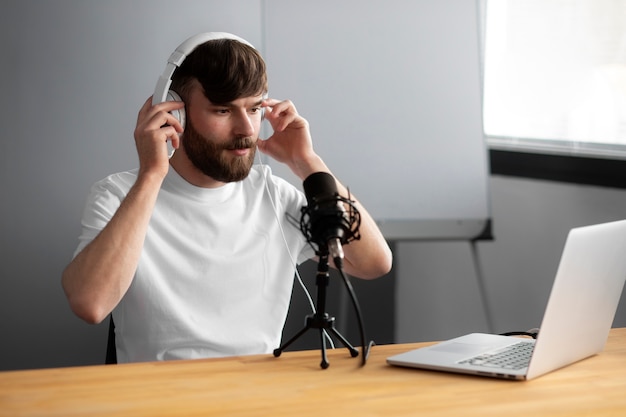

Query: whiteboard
[262,0,490,240]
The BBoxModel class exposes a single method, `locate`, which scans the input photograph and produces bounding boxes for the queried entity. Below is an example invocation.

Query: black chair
[105,315,117,364]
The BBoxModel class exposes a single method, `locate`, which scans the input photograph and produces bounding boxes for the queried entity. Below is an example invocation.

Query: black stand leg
[273,255,359,369]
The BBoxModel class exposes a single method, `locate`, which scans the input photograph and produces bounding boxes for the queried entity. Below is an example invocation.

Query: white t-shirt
[75,164,315,363]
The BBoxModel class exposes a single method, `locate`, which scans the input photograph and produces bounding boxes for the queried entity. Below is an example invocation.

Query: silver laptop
[387,219,626,380]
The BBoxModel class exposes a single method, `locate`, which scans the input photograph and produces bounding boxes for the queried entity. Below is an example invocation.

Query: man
[62,33,392,363]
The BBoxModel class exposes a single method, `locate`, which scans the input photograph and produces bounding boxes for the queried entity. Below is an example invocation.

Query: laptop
[387,219,626,380]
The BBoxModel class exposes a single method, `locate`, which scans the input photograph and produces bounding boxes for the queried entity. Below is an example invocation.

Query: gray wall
[396,176,626,343]
[263,0,491,241]
[2,1,625,371]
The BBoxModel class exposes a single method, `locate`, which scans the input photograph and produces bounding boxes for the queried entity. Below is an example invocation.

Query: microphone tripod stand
[273,253,359,369]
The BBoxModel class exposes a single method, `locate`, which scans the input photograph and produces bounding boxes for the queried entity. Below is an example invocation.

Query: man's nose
[233,111,255,137]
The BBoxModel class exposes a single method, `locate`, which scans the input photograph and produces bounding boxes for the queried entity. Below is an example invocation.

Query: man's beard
[182,121,256,183]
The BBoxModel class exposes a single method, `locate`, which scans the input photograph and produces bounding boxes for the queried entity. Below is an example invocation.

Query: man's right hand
[134,96,185,179]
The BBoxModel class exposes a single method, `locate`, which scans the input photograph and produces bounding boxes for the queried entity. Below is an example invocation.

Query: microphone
[301,172,360,269]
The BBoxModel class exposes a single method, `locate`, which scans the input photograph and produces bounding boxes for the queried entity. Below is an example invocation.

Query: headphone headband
[152,32,256,106]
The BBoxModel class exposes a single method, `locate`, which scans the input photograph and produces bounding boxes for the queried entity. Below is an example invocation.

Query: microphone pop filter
[303,172,338,206]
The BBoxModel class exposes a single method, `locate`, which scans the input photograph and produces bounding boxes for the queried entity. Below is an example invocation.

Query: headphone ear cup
[165,90,186,131]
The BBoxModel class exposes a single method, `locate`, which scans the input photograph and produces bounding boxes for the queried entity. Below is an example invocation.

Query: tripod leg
[273,324,311,357]
[319,329,329,369]
[328,327,359,357]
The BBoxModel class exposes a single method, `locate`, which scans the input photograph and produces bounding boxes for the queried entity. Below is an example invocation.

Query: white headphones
[152,32,258,131]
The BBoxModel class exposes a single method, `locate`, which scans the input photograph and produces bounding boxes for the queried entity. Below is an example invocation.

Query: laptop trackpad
[427,334,516,357]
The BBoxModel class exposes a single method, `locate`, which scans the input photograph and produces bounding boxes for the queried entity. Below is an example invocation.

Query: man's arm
[61,98,184,324]
[329,176,393,279]
[257,99,393,279]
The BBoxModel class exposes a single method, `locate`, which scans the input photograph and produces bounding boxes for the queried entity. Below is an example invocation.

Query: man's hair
[170,38,267,104]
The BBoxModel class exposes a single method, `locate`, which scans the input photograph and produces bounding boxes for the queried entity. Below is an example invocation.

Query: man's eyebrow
[210,100,264,108]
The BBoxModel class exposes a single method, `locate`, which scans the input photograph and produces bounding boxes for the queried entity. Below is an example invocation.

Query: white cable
[256,151,335,349]
[256,152,315,313]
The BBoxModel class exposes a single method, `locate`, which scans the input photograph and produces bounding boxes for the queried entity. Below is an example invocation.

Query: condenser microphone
[301,172,359,269]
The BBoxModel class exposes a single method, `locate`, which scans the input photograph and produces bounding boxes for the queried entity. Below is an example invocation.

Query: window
[483,0,626,185]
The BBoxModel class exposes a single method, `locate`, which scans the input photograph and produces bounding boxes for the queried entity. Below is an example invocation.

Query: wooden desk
[2,328,626,417]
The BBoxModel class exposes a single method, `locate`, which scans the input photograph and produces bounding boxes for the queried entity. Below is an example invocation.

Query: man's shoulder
[247,164,298,190]
[246,164,306,211]
[91,168,139,194]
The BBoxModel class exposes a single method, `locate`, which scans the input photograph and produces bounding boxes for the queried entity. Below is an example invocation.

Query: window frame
[480,0,626,189]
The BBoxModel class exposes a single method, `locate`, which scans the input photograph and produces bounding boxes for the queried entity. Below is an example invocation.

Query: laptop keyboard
[458,341,535,370]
